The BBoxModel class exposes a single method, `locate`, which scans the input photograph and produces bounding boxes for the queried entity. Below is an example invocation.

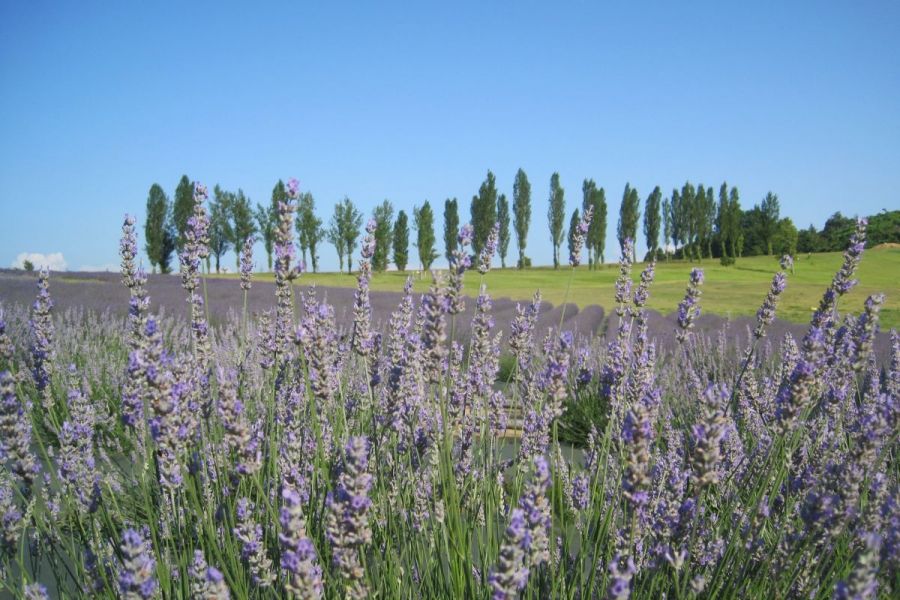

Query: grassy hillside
[211,247,900,328]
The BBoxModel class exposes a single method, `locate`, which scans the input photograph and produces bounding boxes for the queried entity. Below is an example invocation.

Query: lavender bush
[0,197,895,599]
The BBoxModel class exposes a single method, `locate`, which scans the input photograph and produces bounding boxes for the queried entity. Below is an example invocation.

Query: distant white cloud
[12,252,67,271]
[78,263,119,273]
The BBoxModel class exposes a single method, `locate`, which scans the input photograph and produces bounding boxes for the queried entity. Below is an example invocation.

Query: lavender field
[0,181,897,599]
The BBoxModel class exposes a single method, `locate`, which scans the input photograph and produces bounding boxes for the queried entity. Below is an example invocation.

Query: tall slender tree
[547,172,566,268]
[341,197,363,274]
[297,192,324,272]
[727,186,742,258]
[230,189,256,271]
[372,200,394,273]
[643,186,662,259]
[662,197,672,261]
[670,188,682,254]
[617,183,640,262]
[209,185,233,273]
[172,175,194,254]
[760,191,780,255]
[393,210,410,272]
[567,208,581,266]
[680,182,697,260]
[145,183,175,273]
[443,198,460,261]
[327,202,346,273]
[254,179,285,270]
[513,168,532,268]
[496,193,510,268]
[471,171,498,255]
[581,179,605,268]
[413,201,438,271]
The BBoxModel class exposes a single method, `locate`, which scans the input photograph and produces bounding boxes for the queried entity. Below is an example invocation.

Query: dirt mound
[872,242,900,249]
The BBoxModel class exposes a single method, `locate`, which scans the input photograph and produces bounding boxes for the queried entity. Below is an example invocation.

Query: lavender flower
[675,268,704,343]
[274,179,300,354]
[30,268,55,409]
[190,551,230,600]
[216,368,260,475]
[280,488,324,599]
[607,554,636,600]
[539,330,573,419]
[690,384,728,491]
[240,236,255,291]
[118,528,157,600]
[419,273,448,384]
[352,220,377,356]
[478,222,500,274]
[569,205,592,267]
[780,254,794,272]
[833,532,881,600]
[120,214,139,288]
[0,477,23,554]
[0,312,13,366]
[753,271,787,339]
[622,388,660,510]
[448,223,474,314]
[488,509,531,599]
[614,240,634,316]
[518,455,551,568]
[23,584,49,600]
[326,436,374,598]
[234,498,275,587]
[0,370,38,486]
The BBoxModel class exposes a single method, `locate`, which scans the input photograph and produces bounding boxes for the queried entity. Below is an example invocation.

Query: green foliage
[413,201,438,271]
[567,208,580,265]
[145,183,175,274]
[372,200,394,273]
[772,217,799,258]
[443,197,459,261]
[171,174,194,253]
[230,189,256,271]
[297,192,324,273]
[760,191,781,255]
[496,193,510,268]
[662,197,672,261]
[254,180,285,271]
[866,210,900,246]
[582,179,607,267]
[643,186,662,258]
[471,171,498,255]
[392,210,410,272]
[547,172,566,268]
[22,259,34,272]
[329,197,363,274]
[209,185,234,273]
[617,183,640,261]
[513,168,532,269]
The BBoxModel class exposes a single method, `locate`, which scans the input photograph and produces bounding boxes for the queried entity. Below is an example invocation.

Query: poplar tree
[617,183,640,262]
[513,168,532,268]
[254,179,285,270]
[413,201,438,271]
[471,170,498,255]
[643,186,662,259]
[297,192,324,272]
[582,179,607,267]
[145,183,175,274]
[760,191,781,255]
[172,175,194,253]
[230,189,256,271]
[547,172,566,268]
[443,198,459,261]
[209,185,233,273]
[372,200,394,272]
[393,210,410,271]
[567,208,580,266]
[662,197,672,261]
[497,193,510,268]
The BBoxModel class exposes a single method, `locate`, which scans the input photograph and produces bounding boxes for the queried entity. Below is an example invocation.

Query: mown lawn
[211,248,900,328]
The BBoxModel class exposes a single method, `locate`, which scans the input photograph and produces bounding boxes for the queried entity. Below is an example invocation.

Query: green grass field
[213,247,900,328]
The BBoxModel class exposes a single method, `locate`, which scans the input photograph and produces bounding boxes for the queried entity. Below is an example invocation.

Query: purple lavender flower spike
[448,223,474,314]
[118,528,157,600]
[30,267,55,410]
[478,222,500,274]
[23,584,49,600]
[0,370,39,486]
[280,487,324,599]
[569,205,592,267]
[190,550,231,599]
[488,508,531,599]
[120,214,139,288]
[240,236,255,291]
[675,268,704,343]
[607,554,636,600]
[234,498,275,587]
[614,239,634,315]
[1,478,24,554]
[753,271,787,339]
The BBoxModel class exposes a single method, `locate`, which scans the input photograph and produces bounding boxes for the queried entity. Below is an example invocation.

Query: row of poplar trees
[144,173,785,274]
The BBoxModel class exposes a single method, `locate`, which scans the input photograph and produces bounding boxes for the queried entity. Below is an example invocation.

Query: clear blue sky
[1,1,898,272]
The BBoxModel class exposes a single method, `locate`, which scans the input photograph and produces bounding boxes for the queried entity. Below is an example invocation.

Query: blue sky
[1,1,898,272]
